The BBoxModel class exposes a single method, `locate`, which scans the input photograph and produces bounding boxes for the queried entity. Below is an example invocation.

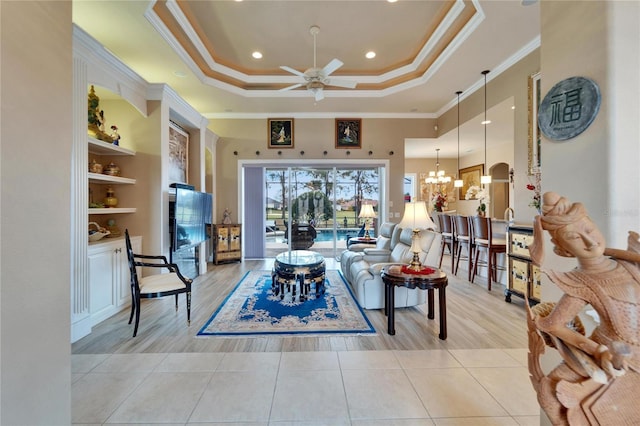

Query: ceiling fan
[280,25,357,101]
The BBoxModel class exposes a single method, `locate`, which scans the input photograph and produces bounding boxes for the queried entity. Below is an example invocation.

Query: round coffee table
[272,250,326,301]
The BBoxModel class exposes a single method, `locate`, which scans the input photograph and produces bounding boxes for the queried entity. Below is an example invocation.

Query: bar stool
[453,215,473,281]
[470,216,507,291]
[437,213,455,271]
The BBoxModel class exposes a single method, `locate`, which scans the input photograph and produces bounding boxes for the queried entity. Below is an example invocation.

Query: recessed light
[481,120,491,125]
[365,51,376,59]
[252,51,263,59]
[388,0,398,3]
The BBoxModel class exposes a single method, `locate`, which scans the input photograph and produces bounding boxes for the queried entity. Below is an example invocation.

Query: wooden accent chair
[470,216,507,291]
[125,229,192,337]
[436,213,455,271]
[453,215,474,280]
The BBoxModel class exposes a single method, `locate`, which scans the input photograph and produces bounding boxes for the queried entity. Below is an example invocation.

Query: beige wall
[540,0,640,275]
[538,2,640,423]
[208,118,436,223]
[1,1,72,423]
[437,50,540,222]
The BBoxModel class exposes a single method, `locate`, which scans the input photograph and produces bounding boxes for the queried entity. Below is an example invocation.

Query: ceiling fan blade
[322,58,343,76]
[314,89,324,101]
[280,83,304,91]
[280,65,305,77]
[324,78,357,89]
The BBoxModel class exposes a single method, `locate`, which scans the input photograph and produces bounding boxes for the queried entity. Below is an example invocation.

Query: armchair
[125,229,192,337]
[340,222,398,282]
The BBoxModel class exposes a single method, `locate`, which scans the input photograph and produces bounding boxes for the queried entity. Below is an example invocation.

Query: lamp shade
[398,201,436,231]
[358,204,376,219]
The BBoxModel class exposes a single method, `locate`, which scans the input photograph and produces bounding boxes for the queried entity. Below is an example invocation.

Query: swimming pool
[266,228,374,243]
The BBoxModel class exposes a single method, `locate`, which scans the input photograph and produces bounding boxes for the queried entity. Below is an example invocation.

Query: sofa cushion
[340,222,397,281]
[348,222,397,253]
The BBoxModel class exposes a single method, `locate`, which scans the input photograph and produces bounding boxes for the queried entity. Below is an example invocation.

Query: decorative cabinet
[212,224,242,264]
[506,225,540,305]
[88,235,141,326]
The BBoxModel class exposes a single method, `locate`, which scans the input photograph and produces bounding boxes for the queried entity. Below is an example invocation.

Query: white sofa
[345,227,442,309]
[340,222,398,282]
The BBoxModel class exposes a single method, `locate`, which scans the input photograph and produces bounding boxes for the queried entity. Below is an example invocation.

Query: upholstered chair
[340,222,397,282]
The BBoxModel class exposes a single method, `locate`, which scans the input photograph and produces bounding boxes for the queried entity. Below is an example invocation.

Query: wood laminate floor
[72,255,528,355]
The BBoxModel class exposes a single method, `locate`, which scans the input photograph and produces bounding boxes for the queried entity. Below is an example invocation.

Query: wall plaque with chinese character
[538,76,600,141]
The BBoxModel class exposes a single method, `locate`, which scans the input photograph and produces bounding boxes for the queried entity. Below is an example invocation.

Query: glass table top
[274,250,324,267]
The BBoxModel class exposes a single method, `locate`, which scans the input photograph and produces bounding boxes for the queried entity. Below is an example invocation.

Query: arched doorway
[489,162,510,219]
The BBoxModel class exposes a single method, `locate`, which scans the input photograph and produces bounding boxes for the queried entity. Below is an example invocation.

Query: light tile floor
[72,349,540,425]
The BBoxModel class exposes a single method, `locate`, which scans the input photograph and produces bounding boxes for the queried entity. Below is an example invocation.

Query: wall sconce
[255,150,260,156]
[300,150,305,156]
[509,168,514,183]
[389,151,394,156]
[323,150,328,156]
[346,151,351,155]
[278,151,282,156]
[233,151,238,156]
[368,150,373,155]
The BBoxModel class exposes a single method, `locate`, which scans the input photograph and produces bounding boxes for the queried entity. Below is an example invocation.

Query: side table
[381,264,448,340]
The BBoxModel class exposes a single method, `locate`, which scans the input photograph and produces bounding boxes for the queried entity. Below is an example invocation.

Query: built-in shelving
[88,135,137,214]
[88,137,135,156]
[89,207,137,214]
[88,172,136,185]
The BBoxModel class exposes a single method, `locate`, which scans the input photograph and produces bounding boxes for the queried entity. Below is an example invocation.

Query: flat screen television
[172,187,212,251]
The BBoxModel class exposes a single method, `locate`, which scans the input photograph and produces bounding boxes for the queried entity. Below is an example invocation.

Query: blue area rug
[197,270,375,336]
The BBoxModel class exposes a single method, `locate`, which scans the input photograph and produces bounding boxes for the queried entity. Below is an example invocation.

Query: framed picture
[459,164,483,200]
[335,119,361,148]
[169,121,189,184]
[528,71,541,175]
[268,118,294,148]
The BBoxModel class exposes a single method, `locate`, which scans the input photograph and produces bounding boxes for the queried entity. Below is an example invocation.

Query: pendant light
[480,70,492,185]
[454,90,463,188]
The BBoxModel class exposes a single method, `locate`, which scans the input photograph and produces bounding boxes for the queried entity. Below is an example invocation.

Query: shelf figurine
[110,125,120,145]
[87,85,113,143]
[223,208,232,224]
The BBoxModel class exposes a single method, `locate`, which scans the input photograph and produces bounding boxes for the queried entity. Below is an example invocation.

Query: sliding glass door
[265,166,380,258]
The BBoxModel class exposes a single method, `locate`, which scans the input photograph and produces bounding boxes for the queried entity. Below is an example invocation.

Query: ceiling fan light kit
[280,25,357,101]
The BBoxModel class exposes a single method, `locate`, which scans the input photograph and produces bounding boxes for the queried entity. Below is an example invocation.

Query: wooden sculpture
[527,191,640,425]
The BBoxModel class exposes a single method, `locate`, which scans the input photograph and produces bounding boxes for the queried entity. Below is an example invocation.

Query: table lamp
[398,201,436,271]
[358,204,377,240]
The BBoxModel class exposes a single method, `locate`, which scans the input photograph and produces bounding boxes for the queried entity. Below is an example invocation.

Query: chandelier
[425,148,451,187]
